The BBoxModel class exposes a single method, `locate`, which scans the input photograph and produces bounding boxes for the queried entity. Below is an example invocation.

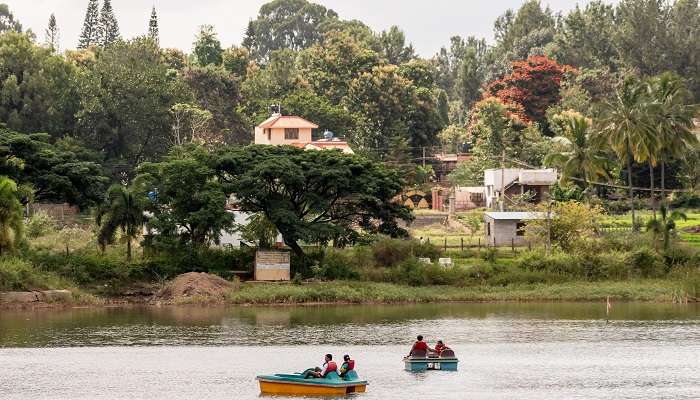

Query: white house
[484,168,557,209]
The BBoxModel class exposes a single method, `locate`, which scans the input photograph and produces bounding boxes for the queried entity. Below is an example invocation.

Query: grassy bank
[227,280,685,304]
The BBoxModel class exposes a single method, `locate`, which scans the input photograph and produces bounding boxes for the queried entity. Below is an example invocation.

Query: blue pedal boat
[404,348,458,371]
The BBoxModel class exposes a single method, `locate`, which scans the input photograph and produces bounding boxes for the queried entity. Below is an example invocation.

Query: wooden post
[427,237,430,244]
[478,238,481,255]
[460,237,464,251]
[511,238,515,254]
[528,241,532,251]
[444,237,447,251]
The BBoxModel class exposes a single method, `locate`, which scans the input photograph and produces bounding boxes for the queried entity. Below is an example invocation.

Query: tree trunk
[649,161,656,220]
[627,148,636,232]
[286,239,305,258]
[127,239,132,261]
[660,160,666,202]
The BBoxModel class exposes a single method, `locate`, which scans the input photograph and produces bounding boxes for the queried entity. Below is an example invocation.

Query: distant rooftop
[257,114,319,129]
[484,211,547,220]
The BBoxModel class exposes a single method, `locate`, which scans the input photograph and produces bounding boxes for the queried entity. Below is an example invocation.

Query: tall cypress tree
[78,0,100,48]
[45,13,60,52]
[148,6,159,45]
[99,0,120,47]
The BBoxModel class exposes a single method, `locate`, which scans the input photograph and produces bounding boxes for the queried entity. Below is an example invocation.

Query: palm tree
[96,184,145,261]
[646,203,687,252]
[0,177,24,255]
[544,111,608,193]
[598,77,660,231]
[648,72,699,200]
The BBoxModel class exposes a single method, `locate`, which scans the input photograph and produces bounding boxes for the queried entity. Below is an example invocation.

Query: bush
[627,247,663,278]
[317,250,359,280]
[663,245,700,271]
[488,269,567,286]
[371,237,440,267]
[481,247,497,263]
[0,257,69,291]
[669,192,700,209]
[516,251,580,276]
[25,210,56,238]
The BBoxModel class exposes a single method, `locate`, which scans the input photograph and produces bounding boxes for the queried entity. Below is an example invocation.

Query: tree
[0,32,80,136]
[148,6,159,45]
[647,72,699,199]
[170,103,214,146]
[598,77,659,231]
[192,25,223,66]
[76,37,189,170]
[243,0,339,62]
[44,13,60,52]
[135,145,233,249]
[553,2,618,70]
[646,203,687,252]
[494,0,555,52]
[524,201,604,252]
[215,145,412,256]
[96,184,145,261]
[379,26,415,64]
[0,128,108,208]
[99,0,120,47]
[484,55,569,129]
[0,3,22,34]
[438,125,468,153]
[78,0,100,49]
[544,111,608,190]
[222,46,250,77]
[0,177,23,255]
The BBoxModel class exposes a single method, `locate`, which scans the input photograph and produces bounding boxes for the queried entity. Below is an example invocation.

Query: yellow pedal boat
[256,371,368,395]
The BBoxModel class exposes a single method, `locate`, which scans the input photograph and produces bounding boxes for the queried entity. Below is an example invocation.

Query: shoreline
[2,279,695,310]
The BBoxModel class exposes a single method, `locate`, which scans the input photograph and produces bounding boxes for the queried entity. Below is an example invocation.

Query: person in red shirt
[315,354,337,378]
[408,335,433,356]
[433,340,447,355]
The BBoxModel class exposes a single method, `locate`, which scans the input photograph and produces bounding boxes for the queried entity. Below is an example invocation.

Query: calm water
[1,303,698,399]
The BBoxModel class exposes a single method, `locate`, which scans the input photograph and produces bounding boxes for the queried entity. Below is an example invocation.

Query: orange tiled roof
[257,115,319,129]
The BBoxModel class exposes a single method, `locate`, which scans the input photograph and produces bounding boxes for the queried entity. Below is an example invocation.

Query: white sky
[7,0,618,56]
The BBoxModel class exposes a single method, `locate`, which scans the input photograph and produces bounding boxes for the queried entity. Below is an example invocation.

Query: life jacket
[343,360,355,371]
[322,361,338,376]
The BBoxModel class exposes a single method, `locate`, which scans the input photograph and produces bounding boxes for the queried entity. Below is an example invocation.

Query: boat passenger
[408,335,433,357]
[433,340,448,355]
[302,367,322,379]
[339,354,355,377]
[308,354,337,378]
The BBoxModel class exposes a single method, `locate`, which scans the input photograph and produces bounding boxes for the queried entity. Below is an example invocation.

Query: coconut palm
[96,184,145,261]
[544,111,609,193]
[646,203,687,252]
[0,177,24,255]
[648,72,699,200]
[598,77,660,231]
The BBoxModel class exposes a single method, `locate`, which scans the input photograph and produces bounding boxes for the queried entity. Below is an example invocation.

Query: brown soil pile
[153,272,235,302]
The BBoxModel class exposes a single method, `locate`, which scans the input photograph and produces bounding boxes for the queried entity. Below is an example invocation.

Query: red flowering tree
[484,56,573,125]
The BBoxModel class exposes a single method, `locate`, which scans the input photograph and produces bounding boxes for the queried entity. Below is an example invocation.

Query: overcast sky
[7,0,617,56]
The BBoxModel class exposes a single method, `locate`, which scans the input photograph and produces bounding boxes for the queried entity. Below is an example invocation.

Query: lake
[1,302,698,399]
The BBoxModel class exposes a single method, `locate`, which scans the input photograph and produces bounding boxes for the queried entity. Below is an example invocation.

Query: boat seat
[342,370,359,381]
[440,349,455,358]
[410,348,427,358]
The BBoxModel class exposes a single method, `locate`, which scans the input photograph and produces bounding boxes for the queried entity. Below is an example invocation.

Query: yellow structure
[258,379,367,395]
[254,114,317,145]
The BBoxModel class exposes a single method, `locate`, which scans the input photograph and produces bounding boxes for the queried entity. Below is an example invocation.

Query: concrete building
[484,168,557,209]
[254,113,353,154]
[483,211,547,247]
[454,186,486,210]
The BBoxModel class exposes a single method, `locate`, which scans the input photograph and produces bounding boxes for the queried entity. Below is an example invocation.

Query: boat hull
[258,380,367,395]
[404,357,459,372]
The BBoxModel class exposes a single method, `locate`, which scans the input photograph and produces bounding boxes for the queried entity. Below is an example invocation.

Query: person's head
[343,354,350,362]
[417,335,423,341]
[437,340,444,345]
[325,354,332,361]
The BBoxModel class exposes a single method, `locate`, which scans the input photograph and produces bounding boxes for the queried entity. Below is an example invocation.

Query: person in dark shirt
[339,354,355,377]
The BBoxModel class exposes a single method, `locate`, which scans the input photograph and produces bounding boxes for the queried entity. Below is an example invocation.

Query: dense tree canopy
[215,145,412,255]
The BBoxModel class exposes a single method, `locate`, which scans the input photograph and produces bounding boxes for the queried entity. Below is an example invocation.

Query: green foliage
[0,257,71,291]
[192,25,223,66]
[25,210,56,238]
[216,145,412,256]
[525,201,605,251]
[78,0,100,48]
[136,145,234,249]
[379,26,415,65]
[0,128,108,208]
[98,0,120,47]
[370,237,441,267]
[0,176,23,255]
[96,184,146,260]
[239,213,278,248]
[148,7,159,45]
[627,247,663,278]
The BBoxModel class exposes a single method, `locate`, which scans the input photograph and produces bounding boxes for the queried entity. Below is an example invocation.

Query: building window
[265,128,271,141]
[487,222,491,236]
[284,128,299,140]
[516,222,526,236]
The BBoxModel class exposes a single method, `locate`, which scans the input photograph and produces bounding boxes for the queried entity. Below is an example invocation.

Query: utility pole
[422,147,426,168]
[546,200,552,255]
[500,149,505,212]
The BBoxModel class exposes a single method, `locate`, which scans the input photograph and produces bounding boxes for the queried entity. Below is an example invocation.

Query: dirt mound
[154,272,235,302]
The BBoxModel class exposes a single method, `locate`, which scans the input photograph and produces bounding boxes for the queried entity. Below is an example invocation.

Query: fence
[421,236,531,255]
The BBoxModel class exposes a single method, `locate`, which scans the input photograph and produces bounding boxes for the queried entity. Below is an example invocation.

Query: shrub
[318,250,359,280]
[371,237,440,267]
[663,245,700,271]
[0,257,69,291]
[25,210,56,238]
[481,247,497,263]
[627,247,663,278]
[488,269,567,286]
[516,250,580,276]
